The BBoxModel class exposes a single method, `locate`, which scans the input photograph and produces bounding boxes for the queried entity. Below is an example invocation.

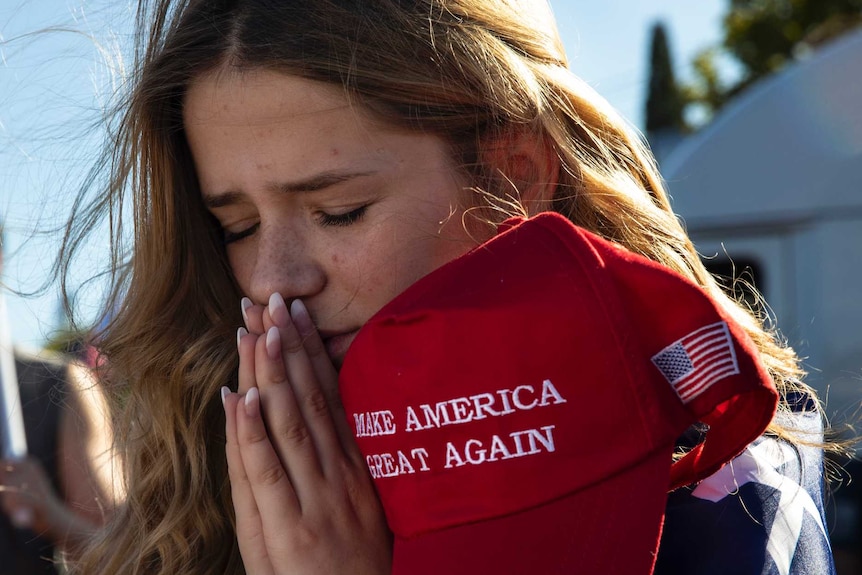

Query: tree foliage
[645,22,687,133]
[686,0,862,120]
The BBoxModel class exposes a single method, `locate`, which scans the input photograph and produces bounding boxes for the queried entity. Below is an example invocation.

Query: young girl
[58,0,837,573]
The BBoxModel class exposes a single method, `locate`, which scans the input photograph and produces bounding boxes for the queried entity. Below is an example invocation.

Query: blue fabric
[656,392,836,575]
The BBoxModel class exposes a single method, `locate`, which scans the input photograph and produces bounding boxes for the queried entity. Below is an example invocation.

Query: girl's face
[184,69,483,367]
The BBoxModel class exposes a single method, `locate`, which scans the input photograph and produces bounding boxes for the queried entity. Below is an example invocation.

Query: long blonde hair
[61,0,820,572]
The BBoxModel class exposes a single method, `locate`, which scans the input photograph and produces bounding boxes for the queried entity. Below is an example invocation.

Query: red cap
[339,212,778,575]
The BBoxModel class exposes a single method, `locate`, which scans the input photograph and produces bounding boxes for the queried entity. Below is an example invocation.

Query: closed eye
[317,205,369,227]
[223,222,260,244]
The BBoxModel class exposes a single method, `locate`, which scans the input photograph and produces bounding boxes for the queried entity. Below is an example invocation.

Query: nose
[244,223,326,306]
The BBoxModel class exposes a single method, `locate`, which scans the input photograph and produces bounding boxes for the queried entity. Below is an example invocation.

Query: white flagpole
[0,291,28,459]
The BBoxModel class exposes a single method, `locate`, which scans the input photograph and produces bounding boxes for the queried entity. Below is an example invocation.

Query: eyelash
[221,205,369,245]
[223,223,259,245]
[316,205,369,227]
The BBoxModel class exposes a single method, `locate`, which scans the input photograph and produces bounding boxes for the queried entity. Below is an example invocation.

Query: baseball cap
[338,212,778,574]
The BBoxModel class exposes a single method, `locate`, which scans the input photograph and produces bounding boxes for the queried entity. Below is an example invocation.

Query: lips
[321,329,360,366]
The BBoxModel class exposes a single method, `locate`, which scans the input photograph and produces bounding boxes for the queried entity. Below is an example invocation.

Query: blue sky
[0,0,726,346]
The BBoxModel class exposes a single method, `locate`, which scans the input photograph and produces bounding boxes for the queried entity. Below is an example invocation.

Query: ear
[481,127,560,215]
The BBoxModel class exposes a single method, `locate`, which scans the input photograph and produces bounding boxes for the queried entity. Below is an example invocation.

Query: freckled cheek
[359,274,400,315]
[336,251,401,305]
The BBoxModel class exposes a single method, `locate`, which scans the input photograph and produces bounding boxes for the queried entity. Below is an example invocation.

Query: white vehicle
[662,30,862,422]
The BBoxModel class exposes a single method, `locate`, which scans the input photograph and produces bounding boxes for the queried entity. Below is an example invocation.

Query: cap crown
[340,212,778,537]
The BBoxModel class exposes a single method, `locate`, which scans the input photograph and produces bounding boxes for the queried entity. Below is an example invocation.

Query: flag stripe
[676,355,738,389]
[685,335,730,362]
[677,360,739,396]
[678,365,741,401]
[682,331,726,355]
[651,321,740,403]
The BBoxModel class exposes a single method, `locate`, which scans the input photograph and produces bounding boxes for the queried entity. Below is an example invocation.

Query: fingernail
[290,299,313,334]
[266,326,281,359]
[245,387,260,417]
[268,292,288,326]
[220,386,230,407]
[237,327,248,351]
[241,297,253,325]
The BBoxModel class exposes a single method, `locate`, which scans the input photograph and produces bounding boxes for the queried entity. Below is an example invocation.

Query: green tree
[645,22,688,134]
[686,0,862,120]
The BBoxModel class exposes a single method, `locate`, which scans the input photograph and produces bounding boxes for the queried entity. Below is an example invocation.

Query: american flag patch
[651,321,739,403]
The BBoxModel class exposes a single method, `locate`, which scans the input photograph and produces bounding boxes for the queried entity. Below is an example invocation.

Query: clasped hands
[222,293,392,575]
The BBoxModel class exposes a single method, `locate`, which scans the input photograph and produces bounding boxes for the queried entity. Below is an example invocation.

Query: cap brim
[392,450,672,575]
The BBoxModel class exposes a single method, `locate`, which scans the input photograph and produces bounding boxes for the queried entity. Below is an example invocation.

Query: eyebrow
[202,169,378,209]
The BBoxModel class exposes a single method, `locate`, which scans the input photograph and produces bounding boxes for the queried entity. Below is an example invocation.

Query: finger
[235,387,302,557]
[260,305,274,334]
[0,478,33,526]
[255,326,325,483]
[241,297,266,336]
[237,328,257,394]
[224,389,264,537]
[267,294,347,473]
[290,298,362,463]
[224,388,275,575]
[0,465,22,493]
